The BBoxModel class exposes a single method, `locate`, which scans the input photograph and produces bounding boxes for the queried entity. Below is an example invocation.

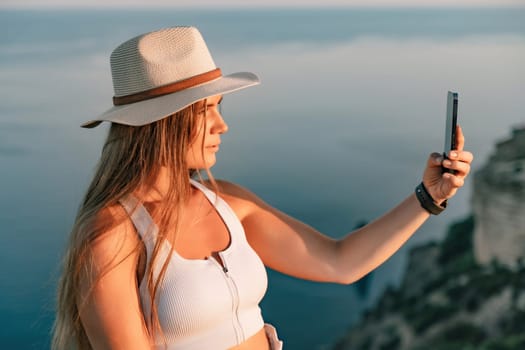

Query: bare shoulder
[203,179,266,219]
[79,204,150,349]
[88,203,140,274]
[215,179,255,198]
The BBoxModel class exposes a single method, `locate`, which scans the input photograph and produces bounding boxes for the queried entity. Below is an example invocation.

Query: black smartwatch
[415,182,447,215]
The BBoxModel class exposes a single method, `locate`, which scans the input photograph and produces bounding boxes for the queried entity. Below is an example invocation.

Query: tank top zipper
[211,253,245,344]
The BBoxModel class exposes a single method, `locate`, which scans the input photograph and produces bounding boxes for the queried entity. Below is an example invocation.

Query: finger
[449,150,474,164]
[443,172,465,188]
[427,152,444,167]
[450,175,465,188]
[455,125,465,151]
[442,159,470,177]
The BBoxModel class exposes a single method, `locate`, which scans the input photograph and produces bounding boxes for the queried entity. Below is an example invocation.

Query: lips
[206,141,221,150]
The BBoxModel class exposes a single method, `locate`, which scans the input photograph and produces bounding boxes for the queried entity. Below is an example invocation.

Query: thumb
[427,152,444,168]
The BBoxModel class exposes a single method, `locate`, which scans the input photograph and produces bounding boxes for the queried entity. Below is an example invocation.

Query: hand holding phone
[443,91,458,173]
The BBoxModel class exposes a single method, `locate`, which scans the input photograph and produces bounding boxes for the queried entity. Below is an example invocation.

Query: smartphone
[443,91,458,173]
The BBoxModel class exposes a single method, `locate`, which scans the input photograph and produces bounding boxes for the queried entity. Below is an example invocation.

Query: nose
[211,113,228,135]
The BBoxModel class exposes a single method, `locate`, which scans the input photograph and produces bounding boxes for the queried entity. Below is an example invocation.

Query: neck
[134,166,193,203]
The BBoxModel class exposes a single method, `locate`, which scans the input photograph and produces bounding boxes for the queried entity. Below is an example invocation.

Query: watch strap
[415,182,447,215]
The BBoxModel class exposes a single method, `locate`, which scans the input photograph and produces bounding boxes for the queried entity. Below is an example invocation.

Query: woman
[53,26,473,350]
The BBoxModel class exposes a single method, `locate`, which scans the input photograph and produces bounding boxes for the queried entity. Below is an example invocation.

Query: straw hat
[82,26,259,128]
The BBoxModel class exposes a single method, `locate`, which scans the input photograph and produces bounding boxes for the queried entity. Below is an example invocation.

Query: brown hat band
[113,68,222,106]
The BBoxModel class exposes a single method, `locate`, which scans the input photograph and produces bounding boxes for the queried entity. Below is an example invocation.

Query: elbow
[337,272,373,285]
[331,241,359,285]
[329,262,359,285]
[332,266,372,284]
[332,257,376,285]
[334,274,359,285]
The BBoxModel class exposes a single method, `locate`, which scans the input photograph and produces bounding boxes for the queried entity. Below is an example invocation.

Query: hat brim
[81,72,260,128]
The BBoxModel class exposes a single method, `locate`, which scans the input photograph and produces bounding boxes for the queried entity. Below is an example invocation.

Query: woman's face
[186,95,227,169]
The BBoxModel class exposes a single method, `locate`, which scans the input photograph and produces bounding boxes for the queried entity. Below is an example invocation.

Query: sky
[2,0,524,8]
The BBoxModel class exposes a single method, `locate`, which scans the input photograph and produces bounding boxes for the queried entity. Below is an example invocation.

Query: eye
[205,103,222,114]
[196,97,222,115]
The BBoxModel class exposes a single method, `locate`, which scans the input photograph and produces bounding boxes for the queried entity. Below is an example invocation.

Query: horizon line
[2,1,525,10]
[2,4,525,10]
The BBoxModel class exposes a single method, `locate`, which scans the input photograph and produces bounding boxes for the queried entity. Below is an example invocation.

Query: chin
[190,159,216,170]
[205,161,217,169]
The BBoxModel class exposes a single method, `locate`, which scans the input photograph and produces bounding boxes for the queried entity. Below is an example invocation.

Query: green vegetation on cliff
[334,215,525,350]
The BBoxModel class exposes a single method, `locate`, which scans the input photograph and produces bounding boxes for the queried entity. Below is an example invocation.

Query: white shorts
[264,323,283,350]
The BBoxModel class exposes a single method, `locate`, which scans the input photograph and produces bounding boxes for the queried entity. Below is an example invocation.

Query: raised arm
[334,126,473,283]
[78,206,151,350]
[221,126,473,285]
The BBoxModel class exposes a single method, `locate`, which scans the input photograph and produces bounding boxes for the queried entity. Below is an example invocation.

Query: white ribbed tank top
[119,179,268,349]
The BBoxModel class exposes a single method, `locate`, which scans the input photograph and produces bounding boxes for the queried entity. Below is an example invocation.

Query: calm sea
[1,7,524,349]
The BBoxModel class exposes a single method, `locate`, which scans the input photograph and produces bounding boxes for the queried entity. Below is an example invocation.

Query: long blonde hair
[52,100,212,349]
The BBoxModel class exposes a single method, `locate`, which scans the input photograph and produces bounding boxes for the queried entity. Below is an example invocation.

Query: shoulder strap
[189,178,218,204]
[189,179,247,243]
[118,194,158,254]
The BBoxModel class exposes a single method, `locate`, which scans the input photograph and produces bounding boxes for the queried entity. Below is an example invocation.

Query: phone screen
[444,91,458,157]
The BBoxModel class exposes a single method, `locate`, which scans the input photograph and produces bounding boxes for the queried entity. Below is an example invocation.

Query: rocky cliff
[473,127,525,268]
[333,127,525,350]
